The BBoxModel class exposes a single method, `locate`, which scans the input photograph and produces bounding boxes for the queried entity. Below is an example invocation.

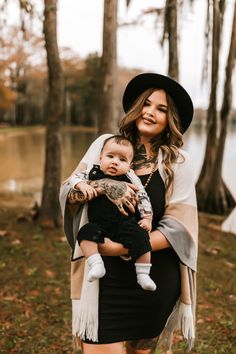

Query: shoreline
[0,125,97,138]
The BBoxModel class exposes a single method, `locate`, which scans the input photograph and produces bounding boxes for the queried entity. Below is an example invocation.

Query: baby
[76,135,156,291]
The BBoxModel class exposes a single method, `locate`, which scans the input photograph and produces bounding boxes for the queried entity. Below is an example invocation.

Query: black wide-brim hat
[122,73,194,133]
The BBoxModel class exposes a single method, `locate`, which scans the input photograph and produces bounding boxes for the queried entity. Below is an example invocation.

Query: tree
[198,0,236,214]
[0,1,46,125]
[120,1,180,80]
[162,0,179,80]
[98,0,118,134]
[196,0,235,214]
[40,0,64,227]
[196,0,222,198]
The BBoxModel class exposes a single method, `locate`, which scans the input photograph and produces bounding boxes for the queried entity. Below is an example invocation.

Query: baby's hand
[74,181,97,201]
[138,217,152,233]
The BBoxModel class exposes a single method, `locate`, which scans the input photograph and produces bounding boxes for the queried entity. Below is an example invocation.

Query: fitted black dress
[84,169,181,343]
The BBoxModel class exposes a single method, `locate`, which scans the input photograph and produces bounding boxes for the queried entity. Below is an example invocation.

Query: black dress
[84,169,181,343]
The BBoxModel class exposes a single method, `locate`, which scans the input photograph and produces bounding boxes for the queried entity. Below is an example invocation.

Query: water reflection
[62,130,97,178]
[183,125,236,198]
[0,127,235,198]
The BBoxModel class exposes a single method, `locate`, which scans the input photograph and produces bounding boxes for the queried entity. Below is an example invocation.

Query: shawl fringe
[72,261,99,343]
[159,299,195,351]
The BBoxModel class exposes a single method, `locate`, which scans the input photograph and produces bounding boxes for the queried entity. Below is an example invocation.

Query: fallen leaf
[29,289,40,297]
[205,247,221,255]
[197,318,204,324]
[2,321,11,329]
[223,260,236,269]
[45,269,55,278]
[27,267,38,276]
[11,239,21,245]
[59,236,67,242]
[198,302,213,309]
[228,294,236,301]
[54,287,62,295]
[0,230,9,237]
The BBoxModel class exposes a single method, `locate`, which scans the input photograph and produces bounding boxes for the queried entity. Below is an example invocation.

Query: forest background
[0,0,236,353]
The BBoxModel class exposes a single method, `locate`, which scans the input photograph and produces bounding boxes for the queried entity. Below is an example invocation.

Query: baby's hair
[101,135,134,153]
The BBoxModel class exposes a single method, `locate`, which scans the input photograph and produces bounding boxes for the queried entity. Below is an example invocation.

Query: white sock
[135,263,157,291]
[87,253,106,282]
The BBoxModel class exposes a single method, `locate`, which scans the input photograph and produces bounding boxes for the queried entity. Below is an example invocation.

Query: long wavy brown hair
[119,88,184,196]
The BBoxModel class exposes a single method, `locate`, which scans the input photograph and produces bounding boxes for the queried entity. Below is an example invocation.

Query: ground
[0,194,236,354]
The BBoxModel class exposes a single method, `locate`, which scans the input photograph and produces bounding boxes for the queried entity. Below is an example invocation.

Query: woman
[60,73,198,354]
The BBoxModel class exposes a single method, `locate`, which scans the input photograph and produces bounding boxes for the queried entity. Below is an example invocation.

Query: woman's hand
[94,180,139,216]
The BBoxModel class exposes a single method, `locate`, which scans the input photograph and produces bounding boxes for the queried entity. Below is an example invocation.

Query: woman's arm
[149,229,171,251]
[98,238,129,256]
[98,230,171,258]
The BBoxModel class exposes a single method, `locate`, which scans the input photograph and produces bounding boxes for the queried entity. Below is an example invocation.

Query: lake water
[0,126,235,199]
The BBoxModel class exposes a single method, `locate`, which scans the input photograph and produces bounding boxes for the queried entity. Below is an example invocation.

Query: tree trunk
[165,0,179,80]
[203,1,236,214]
[40,0,64,227]
[98,0,118,134]
[196,0,223,211]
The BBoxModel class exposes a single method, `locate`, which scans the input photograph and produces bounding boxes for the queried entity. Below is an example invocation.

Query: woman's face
[135,89,168,140]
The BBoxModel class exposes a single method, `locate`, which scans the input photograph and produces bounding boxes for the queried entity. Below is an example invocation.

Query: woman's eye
[158,108,167,113]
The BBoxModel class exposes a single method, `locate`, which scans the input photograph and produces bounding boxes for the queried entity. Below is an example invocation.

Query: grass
[0,206,236,353]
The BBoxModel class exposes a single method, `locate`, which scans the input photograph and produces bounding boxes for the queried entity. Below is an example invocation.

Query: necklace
[143,157,158,189]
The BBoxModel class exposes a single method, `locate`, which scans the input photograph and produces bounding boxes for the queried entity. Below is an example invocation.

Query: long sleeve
[69,170,89,189]
[127,169,153,218]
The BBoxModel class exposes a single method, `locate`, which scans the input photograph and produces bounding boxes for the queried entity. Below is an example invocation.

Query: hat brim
[122,73,194,133]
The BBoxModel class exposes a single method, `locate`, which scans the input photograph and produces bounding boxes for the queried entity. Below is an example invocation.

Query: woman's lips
[142,116,155,124]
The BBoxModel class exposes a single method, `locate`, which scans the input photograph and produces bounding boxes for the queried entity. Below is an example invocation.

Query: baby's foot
[87,254,106,282]
[88,263,106,282]
[137,274,157,291]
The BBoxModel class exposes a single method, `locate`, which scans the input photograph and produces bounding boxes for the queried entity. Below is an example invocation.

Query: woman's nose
[146,107,154,116]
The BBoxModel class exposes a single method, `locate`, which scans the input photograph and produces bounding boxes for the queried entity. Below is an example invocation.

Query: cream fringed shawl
[59,133,198,351]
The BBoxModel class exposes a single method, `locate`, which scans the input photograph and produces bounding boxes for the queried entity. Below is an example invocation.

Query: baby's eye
[107,154,113,158]
[120,158,126,162]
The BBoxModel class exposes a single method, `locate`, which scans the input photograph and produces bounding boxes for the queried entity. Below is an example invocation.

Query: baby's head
[100,135,134,176]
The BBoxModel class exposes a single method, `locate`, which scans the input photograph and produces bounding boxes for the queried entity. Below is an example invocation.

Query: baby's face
[100,141,133,176]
